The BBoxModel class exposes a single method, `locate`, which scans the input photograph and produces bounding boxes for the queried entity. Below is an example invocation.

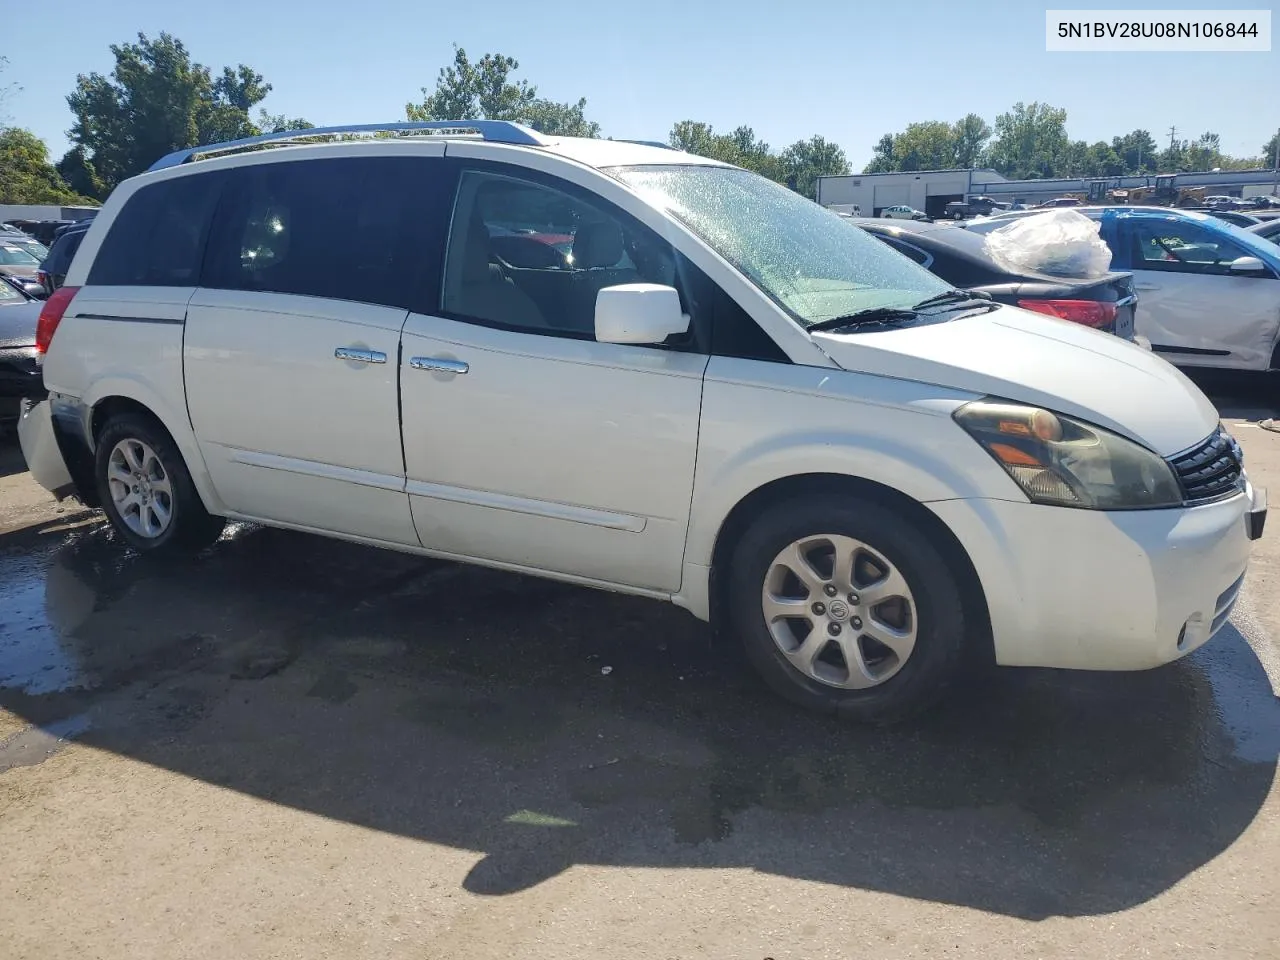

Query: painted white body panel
[813,306,1220,457]
[184,289,416,545]
[400,313,706,591]
[26,132,1262,684]
[1131,268,1280,372]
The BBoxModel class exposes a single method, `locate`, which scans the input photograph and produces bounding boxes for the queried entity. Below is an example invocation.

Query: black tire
[94,413,224,553]
[726,496,966,724]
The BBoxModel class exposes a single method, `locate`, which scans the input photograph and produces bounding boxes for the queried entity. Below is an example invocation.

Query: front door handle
[410,356,469,375]
[335,347,387,364]
[1135,283,1161,291]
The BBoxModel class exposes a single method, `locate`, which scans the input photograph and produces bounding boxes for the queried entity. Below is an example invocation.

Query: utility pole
[1167,126,1178,152]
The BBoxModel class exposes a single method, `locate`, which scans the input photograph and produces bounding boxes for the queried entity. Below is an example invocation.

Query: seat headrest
[572,220,624,268]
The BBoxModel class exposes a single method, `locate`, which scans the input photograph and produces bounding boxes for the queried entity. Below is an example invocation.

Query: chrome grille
[1169,428,1243,504]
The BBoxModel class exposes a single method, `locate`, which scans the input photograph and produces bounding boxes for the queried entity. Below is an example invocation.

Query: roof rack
[615,139,675,150]
[148,120,549,172]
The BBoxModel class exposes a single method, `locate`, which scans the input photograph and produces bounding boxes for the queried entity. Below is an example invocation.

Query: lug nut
[827,623,842,636]
[851,617,863,630]
[811,602,826,616]
[823,584,837,597]
[848,593,859,604]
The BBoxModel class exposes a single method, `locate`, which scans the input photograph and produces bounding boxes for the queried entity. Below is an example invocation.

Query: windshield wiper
[807,306,920,333]
[911,289,995,311]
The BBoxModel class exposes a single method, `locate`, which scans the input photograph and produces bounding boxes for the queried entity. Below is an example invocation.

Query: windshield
[611,164,948,327]
[0,279,23,301]
[0,245,39,266]
[14,239,49,260]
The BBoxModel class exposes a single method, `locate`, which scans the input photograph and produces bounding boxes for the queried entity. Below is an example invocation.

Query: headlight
[953,400,1183,509]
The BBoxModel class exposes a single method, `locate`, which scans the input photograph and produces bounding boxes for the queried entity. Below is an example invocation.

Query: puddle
[1196,608,1280,764]
[0,550,97,694]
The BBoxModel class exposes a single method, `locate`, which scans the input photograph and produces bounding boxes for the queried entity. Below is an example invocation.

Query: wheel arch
[82,380,226,516]
[706,472,994,664]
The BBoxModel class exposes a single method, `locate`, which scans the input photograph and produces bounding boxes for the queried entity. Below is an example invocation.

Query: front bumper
[930,479,1266,671]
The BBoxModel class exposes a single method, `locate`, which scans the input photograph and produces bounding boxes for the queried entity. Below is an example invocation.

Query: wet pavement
[1,378,1278,958]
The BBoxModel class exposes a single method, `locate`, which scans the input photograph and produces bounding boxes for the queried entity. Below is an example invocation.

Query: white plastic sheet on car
[982,209,1113,278]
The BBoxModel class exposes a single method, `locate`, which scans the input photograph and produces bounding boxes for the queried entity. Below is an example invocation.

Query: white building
[817,167,1280,217]
[816,169,1007,219]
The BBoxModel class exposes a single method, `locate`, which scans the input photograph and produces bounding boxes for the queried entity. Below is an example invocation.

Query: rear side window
[87,173,224,286]
[47,231,85,274]
[203,157,448,311]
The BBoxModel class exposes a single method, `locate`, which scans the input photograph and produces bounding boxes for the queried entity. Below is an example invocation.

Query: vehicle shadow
[0,433,29,479]
[1,522,1276,920]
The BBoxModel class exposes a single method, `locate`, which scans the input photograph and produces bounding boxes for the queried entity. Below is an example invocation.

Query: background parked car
[1247,218,1280,245]
[0,240,44,297]
[967,206,1280,371]
[37,220,92,295]
[0,277,43,426]
[943,195,1001,219]
[1036,197,1084,209]
[853,218,1139,341]
[880,205,928,221]
[1202,209,1261,229]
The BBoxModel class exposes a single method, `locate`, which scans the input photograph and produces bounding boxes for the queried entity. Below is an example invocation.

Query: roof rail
[148,120,549,172]
[615,139,675,150]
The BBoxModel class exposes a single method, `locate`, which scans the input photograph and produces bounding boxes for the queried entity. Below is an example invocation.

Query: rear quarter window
[87,173,225,286]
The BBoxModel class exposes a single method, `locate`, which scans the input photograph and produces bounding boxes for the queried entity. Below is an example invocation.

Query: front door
[1119,217,1280,370]
[184,152,444,544]
[399,167,707,591]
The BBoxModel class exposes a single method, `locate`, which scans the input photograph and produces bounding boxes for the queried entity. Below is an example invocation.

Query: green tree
[406,47,600,137]
[667,121,783,180]
[1110,129,1158,174]
[0,128,93,204]
[986,101,1069,179]
[1083,141,1125,177]
[780,135,850,199]
[951,113,992,168]
[55,146,106,201]
[893,121,956,170]
[0,56,18,124]
[66,32,274,191]
[257,110,314,134]
[863,133,896,173]
[1263,131,1280,168]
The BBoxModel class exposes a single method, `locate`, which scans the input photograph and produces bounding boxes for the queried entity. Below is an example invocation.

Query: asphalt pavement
[1,374,1278,959]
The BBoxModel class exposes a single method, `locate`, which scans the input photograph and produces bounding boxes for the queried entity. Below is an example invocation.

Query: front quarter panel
[680,358,1020,614]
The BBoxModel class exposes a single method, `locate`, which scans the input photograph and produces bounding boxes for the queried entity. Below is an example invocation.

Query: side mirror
[1229,256,1268,275]
[594,284,689,345]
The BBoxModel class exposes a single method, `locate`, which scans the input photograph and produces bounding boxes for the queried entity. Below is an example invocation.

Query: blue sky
[4,0,1277,168]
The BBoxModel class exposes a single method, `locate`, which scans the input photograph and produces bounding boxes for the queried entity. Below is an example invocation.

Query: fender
[673,424,1020,620]
[79,374,228,517]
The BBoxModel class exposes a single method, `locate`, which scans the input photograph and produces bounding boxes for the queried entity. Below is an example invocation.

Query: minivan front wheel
[727,497,965,723]
[95,414,224,552]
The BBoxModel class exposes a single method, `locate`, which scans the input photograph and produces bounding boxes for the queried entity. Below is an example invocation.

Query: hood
[812,305,1219,457]
[0,264,38,279]
[0,300,41,349]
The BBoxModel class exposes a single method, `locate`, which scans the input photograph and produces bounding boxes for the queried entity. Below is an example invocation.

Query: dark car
[943,195,1001,220]
[1201,209,1262,229]
[37,220,93,295]
[854,219,1138,341]
[0,279,44,425]
[1247,218,1280,246]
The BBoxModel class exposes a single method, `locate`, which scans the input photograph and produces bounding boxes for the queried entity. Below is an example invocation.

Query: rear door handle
[335,347,387,364]
[410,356,469,375]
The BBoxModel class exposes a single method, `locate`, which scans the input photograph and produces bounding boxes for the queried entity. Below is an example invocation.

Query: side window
[441,170,678,338]
[875,235,932,266]
[87,174,223,286]
[1127,220,1252,275]
[205,157,449,310]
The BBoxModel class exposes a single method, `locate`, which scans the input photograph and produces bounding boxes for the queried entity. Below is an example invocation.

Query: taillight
[36,285,79,354]
[1016,299,1117,329]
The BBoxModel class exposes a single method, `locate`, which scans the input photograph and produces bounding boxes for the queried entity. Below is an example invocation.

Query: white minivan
[19,121,1267,722]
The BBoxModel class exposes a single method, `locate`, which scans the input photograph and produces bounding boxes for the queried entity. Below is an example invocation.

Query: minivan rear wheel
[95,414,224,552]
[727,496,966,723]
